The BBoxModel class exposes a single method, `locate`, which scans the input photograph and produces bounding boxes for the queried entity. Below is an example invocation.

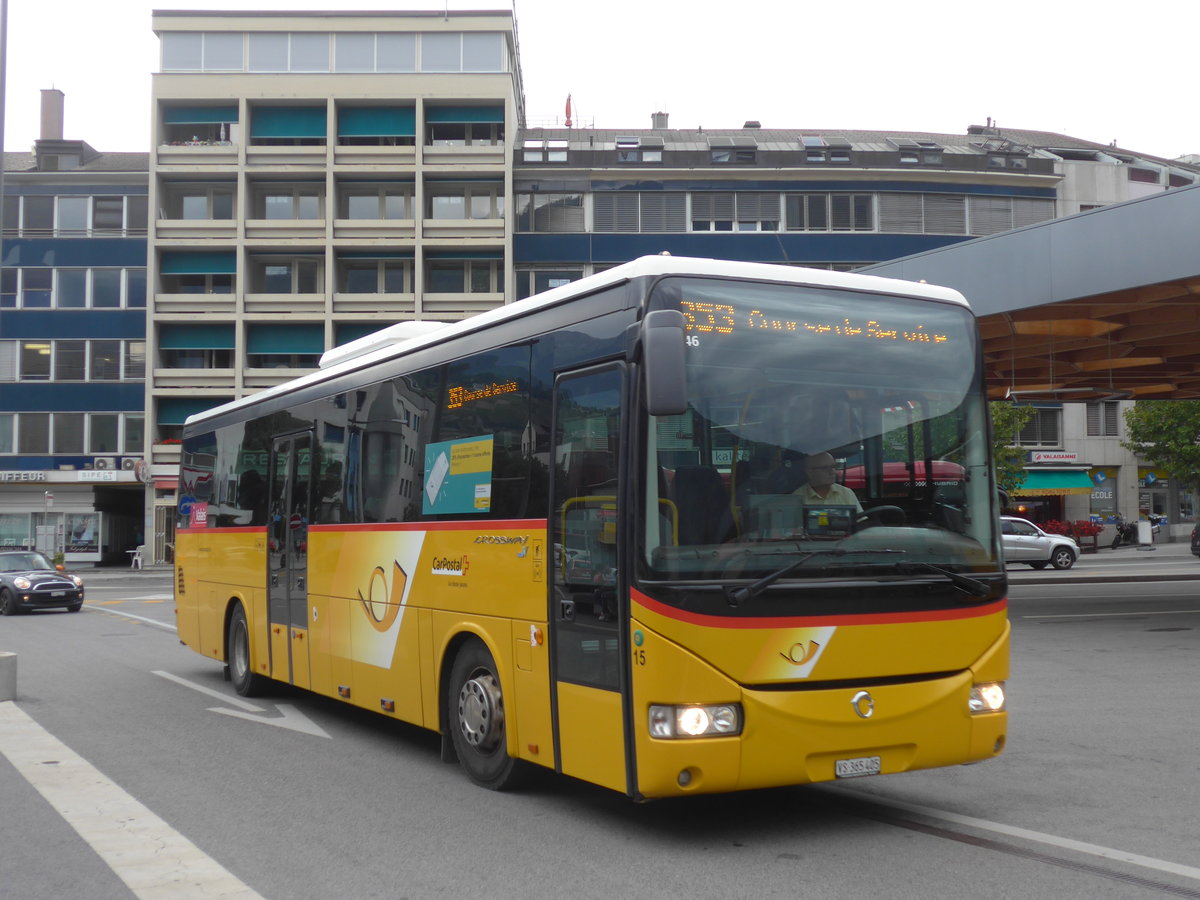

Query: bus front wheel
[227,603,269,697]
[447,641,522,790]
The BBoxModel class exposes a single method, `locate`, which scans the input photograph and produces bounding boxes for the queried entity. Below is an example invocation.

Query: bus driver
[793,452,863,514]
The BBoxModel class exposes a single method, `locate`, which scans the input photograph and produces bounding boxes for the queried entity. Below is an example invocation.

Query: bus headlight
[969,682,1006,714]
[648,703,742,739]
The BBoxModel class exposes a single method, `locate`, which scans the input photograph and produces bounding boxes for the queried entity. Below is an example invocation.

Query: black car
[0,551,85,614]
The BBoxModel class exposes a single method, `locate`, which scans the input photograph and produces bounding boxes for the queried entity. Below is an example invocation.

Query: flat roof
[864,185,1200,399]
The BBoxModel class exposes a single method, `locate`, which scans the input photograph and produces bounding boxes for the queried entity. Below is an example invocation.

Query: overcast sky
[3,0,1198,160]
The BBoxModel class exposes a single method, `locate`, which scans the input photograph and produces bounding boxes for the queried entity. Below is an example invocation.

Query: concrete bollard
[0,651,16,701]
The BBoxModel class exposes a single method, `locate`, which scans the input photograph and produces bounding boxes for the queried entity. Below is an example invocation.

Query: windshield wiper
[724,548,903,607]
[893,562,991,598]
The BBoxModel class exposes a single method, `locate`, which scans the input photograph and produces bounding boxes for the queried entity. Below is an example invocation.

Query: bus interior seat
[672,465,732,545]
[764,450,807,494]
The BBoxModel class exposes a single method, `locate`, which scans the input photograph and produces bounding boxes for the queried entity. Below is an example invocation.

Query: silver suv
[1000,516,1079,570]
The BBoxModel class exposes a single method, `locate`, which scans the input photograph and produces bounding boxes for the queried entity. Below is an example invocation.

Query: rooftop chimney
[651,111,668,129]
[41,89,65,141]
[743,120,761,129]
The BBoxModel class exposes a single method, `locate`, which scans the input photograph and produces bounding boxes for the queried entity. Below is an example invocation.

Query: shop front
[1008,466,1094,524]
[0,470,148,566]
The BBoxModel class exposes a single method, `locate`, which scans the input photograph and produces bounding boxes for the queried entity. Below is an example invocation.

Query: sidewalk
[1007,536,1200,585]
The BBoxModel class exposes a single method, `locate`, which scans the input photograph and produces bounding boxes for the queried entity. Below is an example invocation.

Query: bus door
[267,432,313,689]
[550,365,629,793]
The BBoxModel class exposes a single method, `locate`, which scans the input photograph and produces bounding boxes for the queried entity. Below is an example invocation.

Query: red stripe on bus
[308,519,547,533]
[631,588,1006,628]
[179,519,546,535]
[176,526,266,535]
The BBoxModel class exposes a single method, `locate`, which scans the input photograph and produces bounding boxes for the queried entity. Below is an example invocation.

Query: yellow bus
[175,255,1007,798]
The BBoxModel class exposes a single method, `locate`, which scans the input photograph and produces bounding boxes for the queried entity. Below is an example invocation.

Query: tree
[989,402,1036,497]
[1122,400,1200,491]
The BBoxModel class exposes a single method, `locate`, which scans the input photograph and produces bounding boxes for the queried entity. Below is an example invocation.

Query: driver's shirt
[793,482,863,514]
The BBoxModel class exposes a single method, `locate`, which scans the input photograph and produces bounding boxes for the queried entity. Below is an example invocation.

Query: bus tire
[447,640,522,790]
[227,603,269,697]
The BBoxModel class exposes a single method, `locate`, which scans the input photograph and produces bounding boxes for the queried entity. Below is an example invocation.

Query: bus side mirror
[642,310,688,416]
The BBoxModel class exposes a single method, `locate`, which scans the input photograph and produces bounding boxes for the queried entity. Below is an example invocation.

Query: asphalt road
[1,564,1198,899]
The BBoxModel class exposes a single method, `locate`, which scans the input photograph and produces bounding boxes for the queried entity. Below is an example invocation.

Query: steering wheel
[858,505,905,528]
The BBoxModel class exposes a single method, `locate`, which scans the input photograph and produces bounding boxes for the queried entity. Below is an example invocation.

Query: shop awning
[1011,470,1094,496]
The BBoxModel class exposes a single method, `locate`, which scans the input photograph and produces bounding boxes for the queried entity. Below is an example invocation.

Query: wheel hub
[457,672,504,751]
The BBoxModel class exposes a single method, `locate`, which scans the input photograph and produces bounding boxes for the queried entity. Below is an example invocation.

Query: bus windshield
[642,276,1000,593]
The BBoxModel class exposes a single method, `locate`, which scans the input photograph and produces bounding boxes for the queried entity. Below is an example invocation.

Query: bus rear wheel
[227,603,269,697]
[447,641,522,790]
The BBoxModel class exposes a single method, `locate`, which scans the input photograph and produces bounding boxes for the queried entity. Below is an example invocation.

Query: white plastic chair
[130,545,145,569]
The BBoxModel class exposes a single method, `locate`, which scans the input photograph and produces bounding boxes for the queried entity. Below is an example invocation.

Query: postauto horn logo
[432,554,468,576]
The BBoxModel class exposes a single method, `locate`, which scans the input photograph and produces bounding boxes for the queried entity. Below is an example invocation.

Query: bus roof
[183,255,969,428]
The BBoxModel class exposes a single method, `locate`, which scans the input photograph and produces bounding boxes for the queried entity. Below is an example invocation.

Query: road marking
[831,787,1200,884]
[0,701,263,899]
[153,670,263,713]
[1023,609,1200,619]
[210,703,332,738]
[86,605,177,632]
[153,671,332,738]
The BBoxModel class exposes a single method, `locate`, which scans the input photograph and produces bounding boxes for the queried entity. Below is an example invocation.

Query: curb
[1011,573,1200,586]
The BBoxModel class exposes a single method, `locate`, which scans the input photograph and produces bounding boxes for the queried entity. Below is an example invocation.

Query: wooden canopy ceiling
[979,274,1200,401]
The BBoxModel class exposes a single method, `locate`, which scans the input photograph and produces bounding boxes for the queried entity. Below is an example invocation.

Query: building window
[708,136,758,164]
[339,184,414,219]
[89,341,123,381]
[1087,401,1120,437]
[333,32,416,73]
[162,348,234,369]
[592,192,685,232]
[246,324,324,369]
[515,193,584,232]
[1017,407,1061,447]
[161,273,234,295]
[54,341,86,381]
[804,140,852,164]
[17,413,50,453]
[249,106,327,146]
[420,32,503,72]
[10,340,144,381]
[20,342,52,380]
[426,183,504,219]
[53,414,85,453]
[426,260,503,293]
[691,192,778,231]
[339,259,411,293]
[785,194,873,231]
[252,184,323,220]
[162,184,236,219]
[56,197,89,234]
[336,106,416,146]
[890,139,943,165]
[252,258,322,294]
[514,268,584,301]
[426,121,504,147]
[9,194,146,235]
[521,139,569,163]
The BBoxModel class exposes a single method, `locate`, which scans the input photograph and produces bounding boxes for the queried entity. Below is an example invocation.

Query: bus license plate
[835,756,881,778]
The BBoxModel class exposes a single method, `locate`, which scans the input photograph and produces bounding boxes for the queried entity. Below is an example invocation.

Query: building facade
[6,11,1197,563]
[146,10,524,556]
[0,90,149,564]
